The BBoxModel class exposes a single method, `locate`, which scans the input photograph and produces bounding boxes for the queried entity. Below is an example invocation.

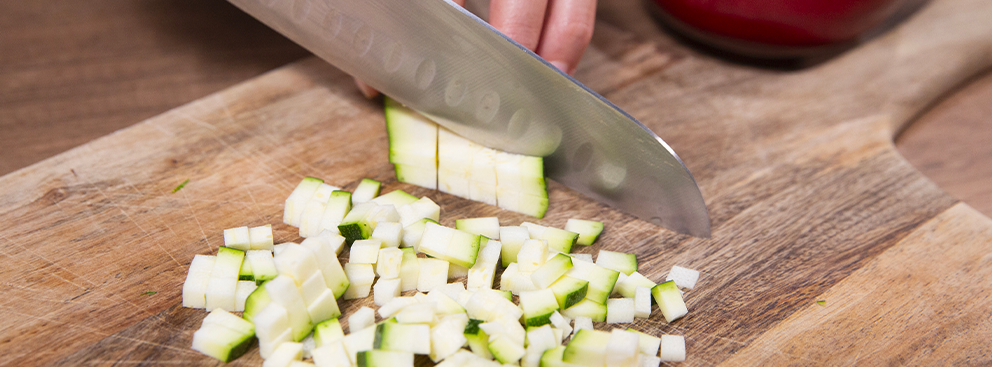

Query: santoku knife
[228,0,711,237]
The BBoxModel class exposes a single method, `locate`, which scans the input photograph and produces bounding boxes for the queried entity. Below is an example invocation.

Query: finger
[535,0,596,74]
[489,0,550,51]
[354,78,379,99]
[450,0,467,7]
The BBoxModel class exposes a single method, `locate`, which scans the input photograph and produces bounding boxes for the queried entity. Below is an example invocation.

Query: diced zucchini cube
[606,298,635,324]
[666,265,700,290]
[652,280,688,323]
[223,226,251,251]
[352,178,382,204]
[596,250,637,275]
[659,335,686,362]
[564,219,604,246]
[343,264,375,300]
[455,217,501,239]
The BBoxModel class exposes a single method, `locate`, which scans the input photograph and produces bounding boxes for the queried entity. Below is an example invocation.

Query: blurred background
[1,0,989,217]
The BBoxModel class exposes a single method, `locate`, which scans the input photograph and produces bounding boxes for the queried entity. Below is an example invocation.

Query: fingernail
[549,61,571,75]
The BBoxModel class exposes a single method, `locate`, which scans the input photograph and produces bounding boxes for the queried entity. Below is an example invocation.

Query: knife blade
[227,0,711,237]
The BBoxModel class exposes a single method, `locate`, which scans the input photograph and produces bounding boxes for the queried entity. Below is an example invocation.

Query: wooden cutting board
[2,0,991,365]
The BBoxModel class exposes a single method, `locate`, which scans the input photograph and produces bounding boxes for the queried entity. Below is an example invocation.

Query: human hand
[355,0,597,98]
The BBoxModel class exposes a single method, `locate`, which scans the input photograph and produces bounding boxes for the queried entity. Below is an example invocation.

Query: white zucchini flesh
[400,218,432,249]
[306,289,341,325]
[549,311,573,340]
[263,342,304,367]
[348,306,376,333]
[260,329,294,359]
[370,222,403,248]
[266,275,315,342]
[284,177,324,227]
[498,226,530,267]
[564,218,604,246]
[253,303,291,346]
[299,272,329,305]
[205,247,244,311]
[425,290,466,315]
[627,329,661,357]
[526,324,557,351]
[377,296,420,319]
[201,308,254,335]
[429,315,470,362]
[488,334,526,365]
[447,263,469,281]
[596,250,638,276]
[375,322,431,355]
[301,334,317,360]
[311,340,350,367]
[562,329,610,366]
[398,248,420,292]
[351,178,382,204]
[247,250,278,284]
[233,280,257,312]
[517,239,549,272]
[342,325,376,364]
[659,335,686,362]
[273,243,320,286]
[317,191,351,236]
[370,190,419,207]
[313,318,344,347]
[519,289,559,327]
[571,316,593,339]
[191,322,255,363]
[652,280,688,323]
[249,224,275,251]
[183,254,215,309]
[436,281,468,302]
[566,259,620,305]
[639,354,662,367]
[385,97,438,189]
[299,236,349,298]
[455,217,500,239]
[299,199,328,239]
[666,265,700,290]
[635,286,653,319]
[397,197,441,227]
[416,257,450,292]
[348,239,382,265]
[604,329,640,367]
[223,226,251,251]
[569,253,594,263]
[467,239,502,291]
[372,277,402,306]
[375,247,403,279]
[615,271,657,299]
[367,205,400,228]
[418,223,481,268]
[343,264,375,300]
[395,302,435,324]
[606,298,636,324]
[532,253,573,289]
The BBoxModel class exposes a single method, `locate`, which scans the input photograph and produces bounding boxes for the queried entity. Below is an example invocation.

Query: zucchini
[651,280,688,323]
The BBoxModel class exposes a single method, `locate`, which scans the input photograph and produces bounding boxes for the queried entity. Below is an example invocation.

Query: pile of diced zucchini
[181,175,701,366]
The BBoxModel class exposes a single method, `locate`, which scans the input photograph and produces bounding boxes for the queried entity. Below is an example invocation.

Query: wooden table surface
[2,1,989,219]
[2,1,992,366]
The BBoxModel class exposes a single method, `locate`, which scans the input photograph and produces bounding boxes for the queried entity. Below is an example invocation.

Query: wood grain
[896,70,992,218]
[0,0,309,176]
[0,0,991,366]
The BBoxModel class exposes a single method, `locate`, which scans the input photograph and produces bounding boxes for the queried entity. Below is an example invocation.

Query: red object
[653,0,912,50]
